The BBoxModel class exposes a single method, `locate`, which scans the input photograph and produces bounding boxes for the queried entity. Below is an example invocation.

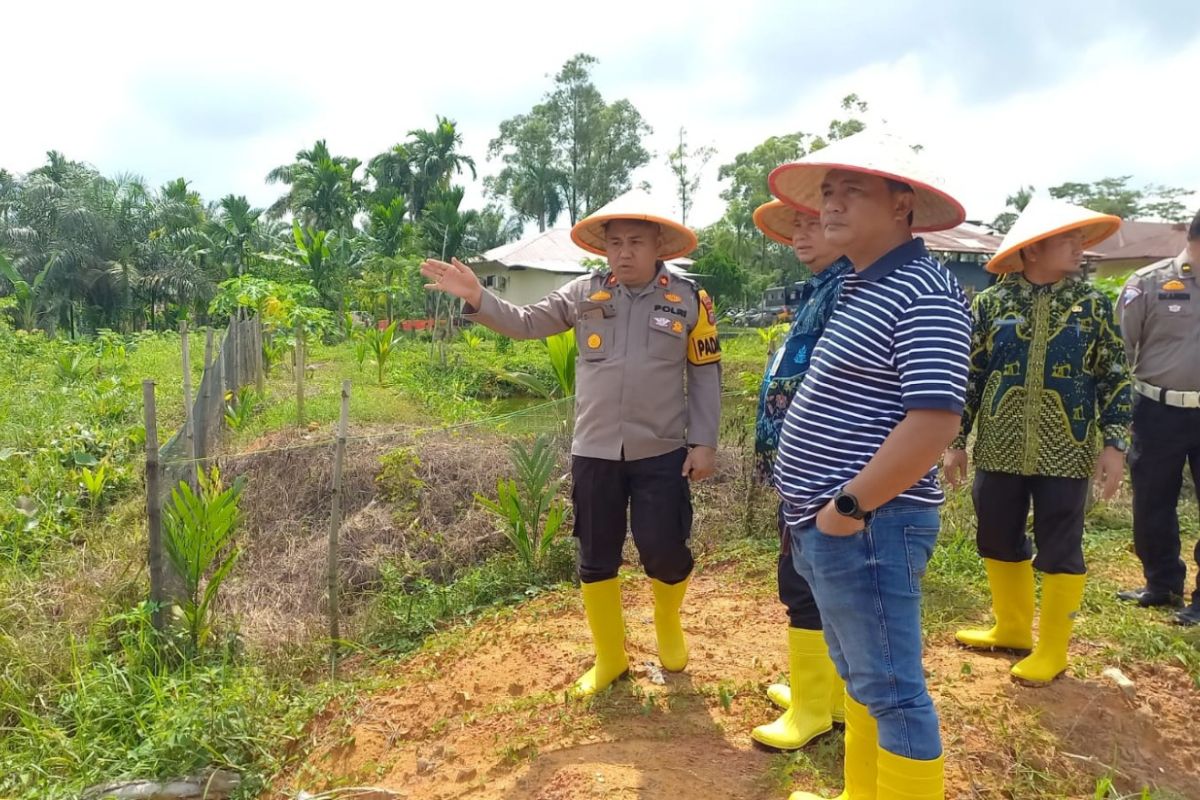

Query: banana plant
[0,251,52,331]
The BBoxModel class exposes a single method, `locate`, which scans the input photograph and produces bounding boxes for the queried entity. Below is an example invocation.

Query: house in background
[924,222,1002,295]
[1087,220,1190,278]
[467,228,695,305]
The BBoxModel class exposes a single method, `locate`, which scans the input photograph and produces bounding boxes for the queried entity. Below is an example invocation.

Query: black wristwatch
[833,489,869,520]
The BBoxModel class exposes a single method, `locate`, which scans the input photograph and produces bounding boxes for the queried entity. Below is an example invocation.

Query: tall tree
[990,185,1036,234]
[488,53,652,226]
[464,203,523,255]
[208,194,265,277]
[406,117,476,221]
[485,107,566,231]
[666,127,716,226]
[265,140,364,232]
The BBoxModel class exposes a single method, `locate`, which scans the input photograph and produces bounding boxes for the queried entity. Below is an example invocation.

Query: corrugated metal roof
[469,228,695,275]
[1088,220,1188,261]
[922,222,1003,255]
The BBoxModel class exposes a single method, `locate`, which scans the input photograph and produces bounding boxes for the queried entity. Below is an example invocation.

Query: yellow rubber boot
[651,576,689,672]
[1011,572,1086,685]
[571,578,629,697]
[789,695,878,800]
[753,628,836,749]
[875,748,944,799]
[767,651,846,726]
[955,559,1035,652]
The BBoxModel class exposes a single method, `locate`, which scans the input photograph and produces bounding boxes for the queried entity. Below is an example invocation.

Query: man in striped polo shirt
[768,130,972,800]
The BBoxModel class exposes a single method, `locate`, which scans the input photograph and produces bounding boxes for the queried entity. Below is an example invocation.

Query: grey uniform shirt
[464,265,722,461]
[1119,249,1200,392]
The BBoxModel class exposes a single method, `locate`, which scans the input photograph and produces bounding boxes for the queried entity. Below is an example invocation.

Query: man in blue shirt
[770,130,972,800]
[751,199,852,752]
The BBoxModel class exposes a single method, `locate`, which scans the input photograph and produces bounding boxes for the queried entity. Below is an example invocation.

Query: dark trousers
[972,470,1089,575]
[778,504,823,630]
[571,448,694,585]
[1129,395,1200,601]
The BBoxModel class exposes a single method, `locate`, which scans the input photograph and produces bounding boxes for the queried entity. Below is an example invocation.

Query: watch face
[835,493,856,515]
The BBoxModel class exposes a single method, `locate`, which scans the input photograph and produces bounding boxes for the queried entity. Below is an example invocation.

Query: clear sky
[5,0,1197,228]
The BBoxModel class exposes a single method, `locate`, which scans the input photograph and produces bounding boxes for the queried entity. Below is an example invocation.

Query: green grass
[4,313,1199,798]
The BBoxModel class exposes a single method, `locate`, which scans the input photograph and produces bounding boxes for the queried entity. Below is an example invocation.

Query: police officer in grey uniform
[420,191,722,694]
[1116,208,1200,626]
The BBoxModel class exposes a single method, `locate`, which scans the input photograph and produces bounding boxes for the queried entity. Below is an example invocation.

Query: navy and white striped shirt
[773,238,972,528]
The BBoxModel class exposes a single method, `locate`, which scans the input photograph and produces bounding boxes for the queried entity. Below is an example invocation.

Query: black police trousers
[571,448,694,585]
[972,470,1089,575]
[1129,394,1200,600]
[777,503,824,630]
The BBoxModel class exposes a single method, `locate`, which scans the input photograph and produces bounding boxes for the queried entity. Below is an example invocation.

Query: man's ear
[894,191,915,225]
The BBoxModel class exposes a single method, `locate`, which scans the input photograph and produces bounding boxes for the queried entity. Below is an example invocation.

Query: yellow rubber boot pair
[571,578,630,697]
[955,559,1035,652]
[651,576,690,672]
[788,695,878,799]
[789,696,944,799]
[754,628,841,749]
[1011,573,1086,685]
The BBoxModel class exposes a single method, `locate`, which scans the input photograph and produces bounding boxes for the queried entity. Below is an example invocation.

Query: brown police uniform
[1119,250,1200,609]
[465,262,722,583]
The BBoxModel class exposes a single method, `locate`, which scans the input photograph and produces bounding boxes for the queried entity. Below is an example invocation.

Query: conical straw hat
[571,190,698,259]
[987,196,1121,274]
[753,199,814,245]
[768,128,965,233]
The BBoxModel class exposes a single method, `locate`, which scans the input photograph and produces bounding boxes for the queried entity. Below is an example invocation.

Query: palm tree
[421,186,475,262]
[406,117,476,221]
[367,144,413,208]
[265,140,364,233]
[465,203,523,255]
[209,194,264,277]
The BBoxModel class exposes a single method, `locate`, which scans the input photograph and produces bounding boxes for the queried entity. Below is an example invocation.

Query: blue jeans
[789,500,942,760]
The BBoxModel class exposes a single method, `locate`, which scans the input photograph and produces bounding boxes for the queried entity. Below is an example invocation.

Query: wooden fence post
[180,322,197,490]
[295,321,306,428]
[216,332,227,428]
[197,329,214,466]
[254,316,265,397]
[142,381,166,631]
[327,380,351,677]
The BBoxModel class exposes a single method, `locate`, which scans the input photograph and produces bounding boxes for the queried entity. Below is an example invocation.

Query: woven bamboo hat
[987,196,1121,274]
[768,128,965,233]
[571,190,697,259]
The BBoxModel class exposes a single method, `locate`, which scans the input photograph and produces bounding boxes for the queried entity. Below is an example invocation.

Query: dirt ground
[267,565,1200,800]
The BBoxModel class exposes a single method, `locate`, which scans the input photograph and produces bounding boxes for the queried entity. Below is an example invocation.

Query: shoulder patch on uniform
[688,288,721,366]
[1121,286,1142,307]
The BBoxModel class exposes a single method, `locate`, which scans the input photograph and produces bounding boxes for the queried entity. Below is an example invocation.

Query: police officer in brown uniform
[1116,208,1200,626]
[420,190,722,693]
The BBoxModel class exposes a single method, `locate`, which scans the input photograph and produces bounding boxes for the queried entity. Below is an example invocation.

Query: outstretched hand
[421,257,483,309]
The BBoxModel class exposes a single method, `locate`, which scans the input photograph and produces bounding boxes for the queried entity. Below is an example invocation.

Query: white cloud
[3,0,1196,233]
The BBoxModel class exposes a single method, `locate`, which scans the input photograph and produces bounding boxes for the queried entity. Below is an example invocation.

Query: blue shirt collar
[810,256,853,286]
[856,238,929,282]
